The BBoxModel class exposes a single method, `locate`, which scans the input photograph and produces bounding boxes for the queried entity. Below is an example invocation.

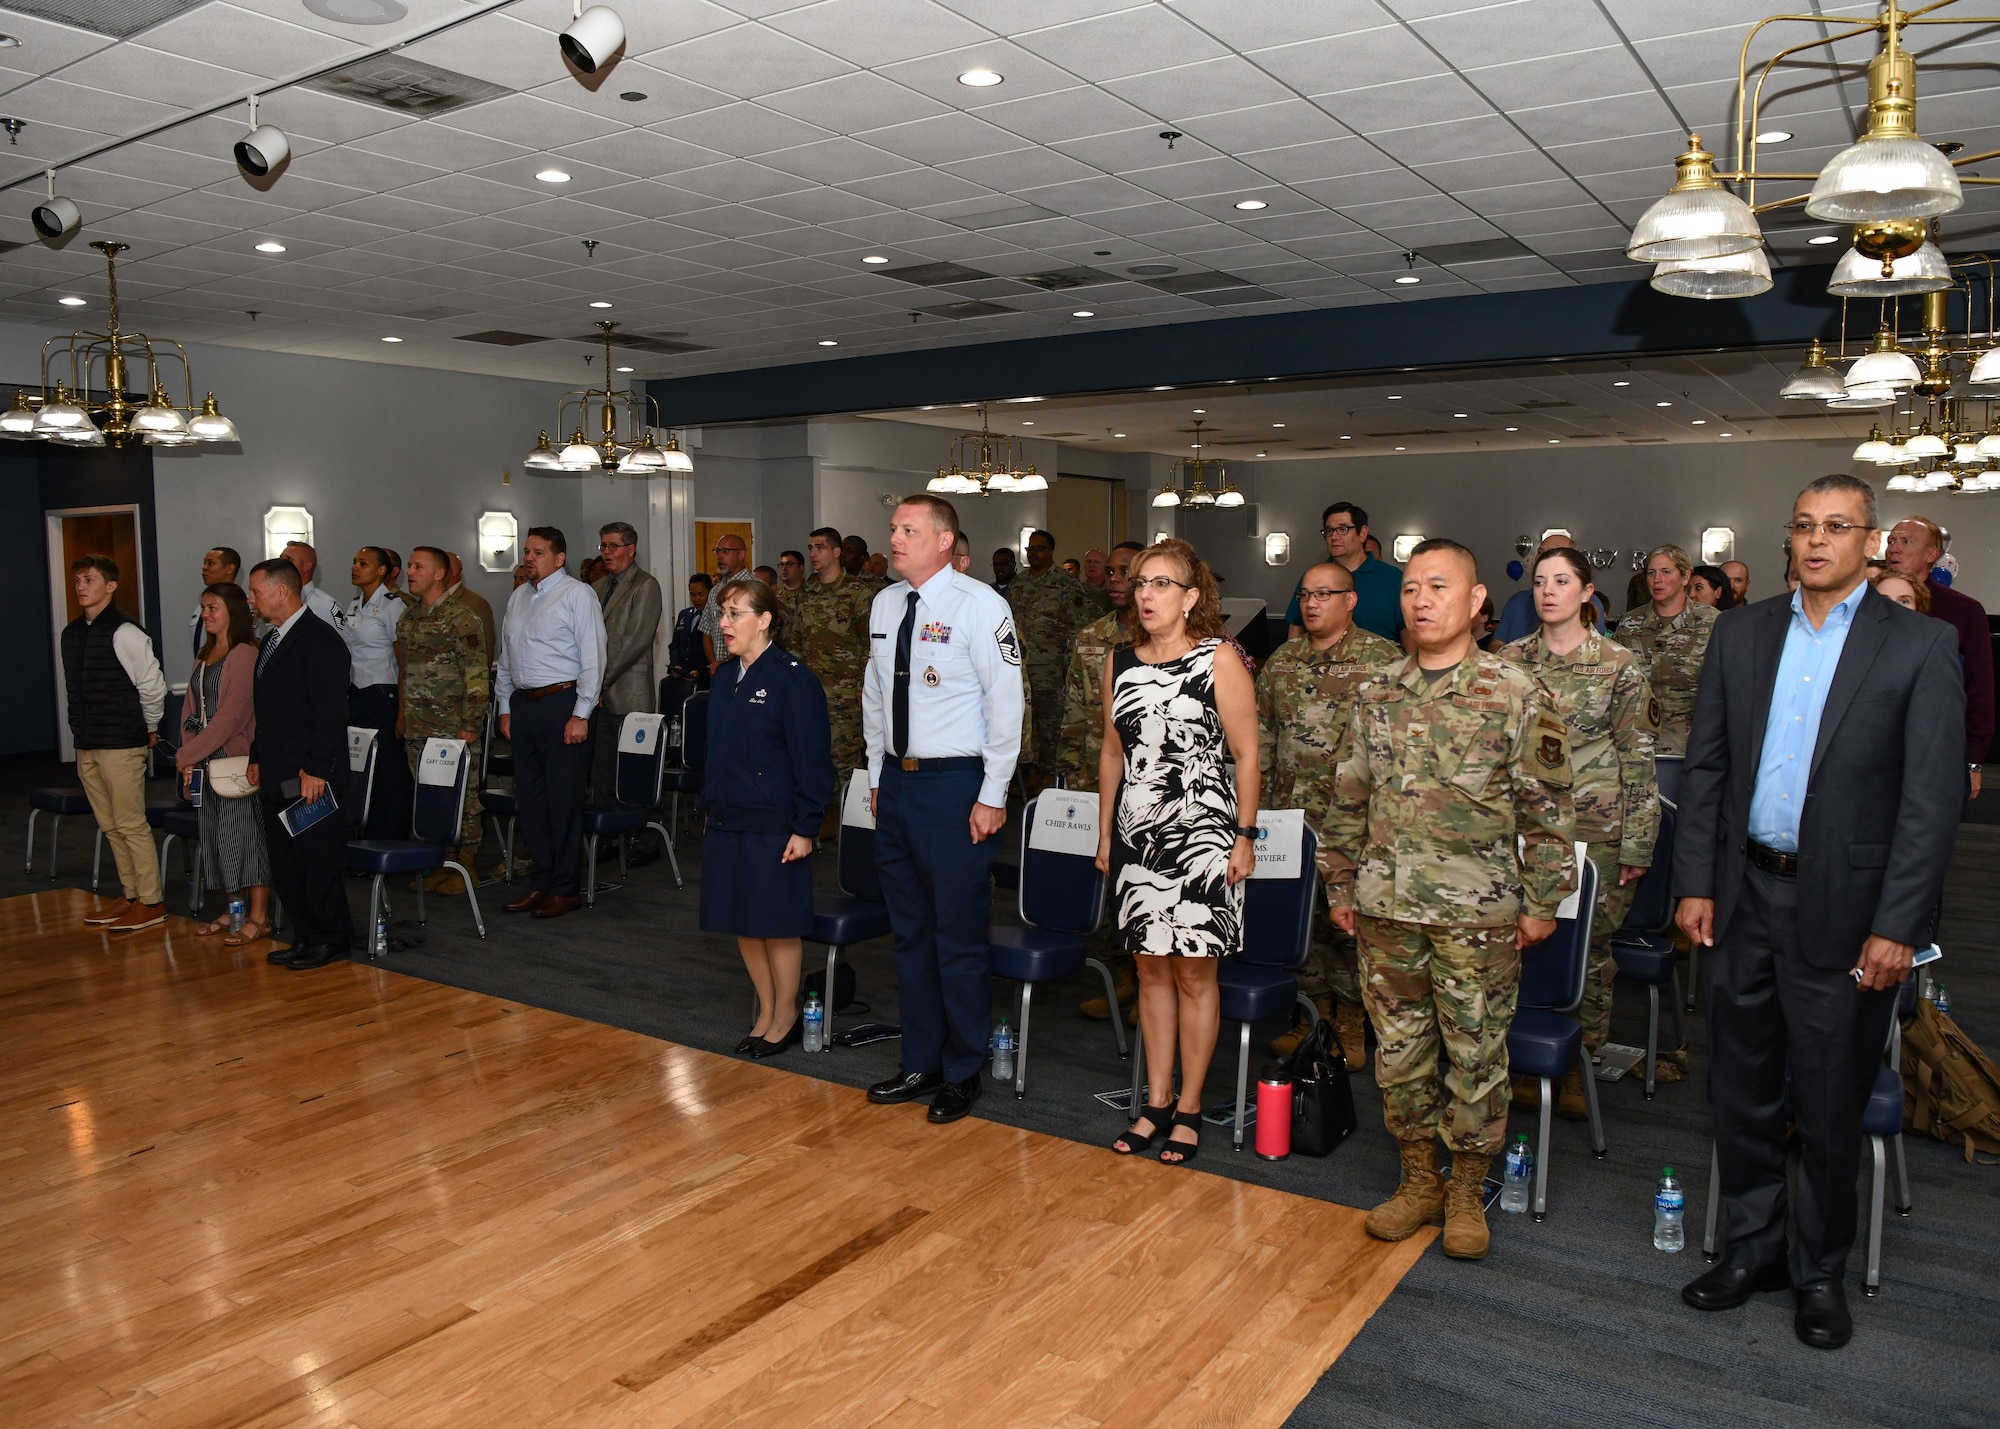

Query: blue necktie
[892,591,918,758]
[256,630,278,677]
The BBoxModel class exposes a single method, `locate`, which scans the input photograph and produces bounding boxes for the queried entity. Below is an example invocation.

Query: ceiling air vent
[583,332,712,355]
[915,301,1015,319]
[1137,271,1250,295]
[1015,268,1112,291]
[395,305,472,321]
[2,0,203,38]
[876,262,992,287]
[1623,437,1669,444]
[303,55,510,116]
[1420,237,1534,266]
[456,330,548,346]
[951,204,1059,231]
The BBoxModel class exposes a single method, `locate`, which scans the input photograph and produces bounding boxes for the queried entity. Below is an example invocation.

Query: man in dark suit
[246,557,355,970]
[1673,474,1963,1349]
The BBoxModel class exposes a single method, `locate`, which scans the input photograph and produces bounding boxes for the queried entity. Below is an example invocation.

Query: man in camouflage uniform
[1058,541,1141,1020]
[397,545,491,892]
[1008,528,1097,794]
[787,525,875,835]
[1325,539,1577,1261]
[1501,593,1662,1119]
[1257,560,1402,1066]
[1616,543,1717,756]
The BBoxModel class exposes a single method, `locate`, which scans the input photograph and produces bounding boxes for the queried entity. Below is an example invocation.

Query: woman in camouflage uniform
[1614,543,1717,756]
[1502,546,1661,1118]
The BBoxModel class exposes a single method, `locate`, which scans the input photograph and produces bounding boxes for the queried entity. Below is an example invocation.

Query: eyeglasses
[1321,523,1358,537]
[599,540,632,551]
[1299,587,1354,603]
[1785,520,1867,539]
[712,546,742,555]
[1131,576,1190,593]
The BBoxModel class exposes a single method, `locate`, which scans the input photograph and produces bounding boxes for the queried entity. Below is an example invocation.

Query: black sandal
[1114,1101,1176,1155]
[1160,1108,1202,1165]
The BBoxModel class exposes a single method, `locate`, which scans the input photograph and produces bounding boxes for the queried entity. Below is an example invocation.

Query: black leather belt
[887,756,983,773]
[1746,839,1799,877]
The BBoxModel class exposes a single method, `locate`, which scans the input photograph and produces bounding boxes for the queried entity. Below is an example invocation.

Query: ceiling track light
[560,1,625,75]
[234,94,288,178]
[31,168,79,242]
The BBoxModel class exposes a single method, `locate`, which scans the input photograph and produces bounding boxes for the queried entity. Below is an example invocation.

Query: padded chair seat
[583,803,648,835]
[1218,962,1299,1024]
[1507,1008,1582,1080]
[30,787,91,815]
[347,839,449,875]
[157,807,201,838]
[144,802,183,830]
[487,753,514,777]
[660,768,702,793]
[988,924,1085,982]
[991,859,1019,892]
[811,894,891,948]
[1864,1065,1905,1138]
[482,788,517,815]
[1611,932,1677,984]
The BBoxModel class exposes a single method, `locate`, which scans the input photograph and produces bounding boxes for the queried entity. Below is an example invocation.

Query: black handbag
[801,961,859,1012]
[1283,1019,1358,1157]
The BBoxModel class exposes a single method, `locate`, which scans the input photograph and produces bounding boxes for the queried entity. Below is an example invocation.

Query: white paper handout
[1249,809,1307,880]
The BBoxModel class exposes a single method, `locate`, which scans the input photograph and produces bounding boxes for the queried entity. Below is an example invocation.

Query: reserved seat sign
[1032,791,1098,856]
[1249,809,1306,880]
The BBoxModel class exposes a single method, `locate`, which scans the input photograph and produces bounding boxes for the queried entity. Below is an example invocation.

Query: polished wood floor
[2,888,1429,1428]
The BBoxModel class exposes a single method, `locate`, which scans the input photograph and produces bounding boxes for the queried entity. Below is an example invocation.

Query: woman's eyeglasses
[1131,576,1190,593]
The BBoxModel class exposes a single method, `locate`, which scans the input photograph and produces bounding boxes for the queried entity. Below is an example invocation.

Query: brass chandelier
[1151,419,1242,508]
[522,320,690,476]
[926,402,1046,496]
[2,240,239,449]
[1626,1,1998,301]
[1833,284,2000,493]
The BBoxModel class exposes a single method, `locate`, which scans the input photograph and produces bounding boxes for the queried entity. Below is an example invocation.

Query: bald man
[1721,561,1749,603]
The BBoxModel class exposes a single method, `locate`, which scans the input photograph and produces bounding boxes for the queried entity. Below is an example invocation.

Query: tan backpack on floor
[1901,996,2000,1164]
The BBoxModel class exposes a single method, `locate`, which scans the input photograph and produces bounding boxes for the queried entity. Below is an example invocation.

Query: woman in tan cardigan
[177,583,271,945]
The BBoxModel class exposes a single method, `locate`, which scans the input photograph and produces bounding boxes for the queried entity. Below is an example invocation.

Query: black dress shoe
[286,943,348,971]
[1794,1279,1853,1349]
[734,1034,760,1055]
[867,1069,944,1104]
[749,1021,801,1059]
[1682,1259,1791,1311]
[927,1074,982,1124]
[266,945,297,966]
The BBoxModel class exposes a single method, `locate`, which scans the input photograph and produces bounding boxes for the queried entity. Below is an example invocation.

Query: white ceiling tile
[764,0,991,67]
[668,158,820,201]
[1249,26,1444,98]
[1169,0,1389,53]
[858,109,1026,164]
[1371,115,1532,168]
[247,87,414,144]
[877,38,1084,107]
[510,0,743,52]
[1182,100,1350,154]
[1318,73,1494,134]
[287,144,445,193]
[650,22,856,100]
[1509,89,1679,148]
[843,165,993,208]
[390,171,540,216]
[1105,52,1301,122]
[1293,167,1443,210]
[1453,175,1595,216]
[137,3,362,80]
[758,68,947,134]
[1052,125,1222,172]
[1124,153,1270,201]
[1,76,179,134]
[653,100,832,158]
[751,185,897,223]
[582,179,731,219]
[1012,6,1227,83]
[266,209,406,247]
[557,127,728,178]
[1468,49,1660,115]
[1011,172,1156,216]
[1413,147,1566,194]
[353,120,529,172]
[973,83,1152,144]
[757,136,915,183]
[1413,0,1623,67]
[939,145,1098,191]
[652,200,798,236]
[322,191,471,231]
[400,14,571,93]
[524,63,737,127]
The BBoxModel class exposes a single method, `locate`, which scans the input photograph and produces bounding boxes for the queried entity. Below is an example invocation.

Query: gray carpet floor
[5,752,1994,1427]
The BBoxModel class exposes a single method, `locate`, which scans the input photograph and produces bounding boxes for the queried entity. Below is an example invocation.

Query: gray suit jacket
[592,565,663,716]
[1672,584,1964,968]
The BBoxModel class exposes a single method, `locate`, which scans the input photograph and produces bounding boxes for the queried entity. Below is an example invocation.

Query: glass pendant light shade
[0,390,37,435]
[1827,240,1953,297]
[1781,339,1846,399]
[1906,425,1947,458]
[1651,245,1771,299]
[662,440,693,473]
[1921,467,1959,490]
[1627,136,1763,262]
[1214,485,1245,508]
[54,422,104,446]
[1846,328,1921,390]
[1971,348,2000,386]
[559,429,601,469]
[1016,470,1047,493]
[1853,426,1893,464]
[133,387,187,435]
[1184,485,1215,508]
[34,384,88,432]
[1827,384,1896,409]
[1886,469,1919,492]
[1807,134,1962,223]
[1152,485,1181,508]
[523,430,563,470]
[926,470,950,494]
[186,392,238,442]
[1978,430,2000,458]
[1955,443,1982,468]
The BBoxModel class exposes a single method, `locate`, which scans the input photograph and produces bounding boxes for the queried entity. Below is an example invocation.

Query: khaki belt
[513,681,577,701]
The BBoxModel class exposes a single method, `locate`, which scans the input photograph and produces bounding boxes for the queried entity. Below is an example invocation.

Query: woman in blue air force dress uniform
[701,577,835,1059]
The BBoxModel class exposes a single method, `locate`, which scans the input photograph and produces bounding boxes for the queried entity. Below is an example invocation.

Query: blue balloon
[1506,559,1524,582]
[1934,568,1953,587]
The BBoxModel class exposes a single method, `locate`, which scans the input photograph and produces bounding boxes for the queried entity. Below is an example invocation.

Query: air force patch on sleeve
[997,616,1022,666]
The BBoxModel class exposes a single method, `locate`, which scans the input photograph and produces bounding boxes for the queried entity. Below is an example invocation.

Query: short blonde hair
[1646,543,1692,577]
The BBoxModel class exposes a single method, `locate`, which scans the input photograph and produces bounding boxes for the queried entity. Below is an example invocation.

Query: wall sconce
[1393,533,1424,563]
[1700,527,1735,564]
[1264,532,1291,566]
[478,511,519,573]
[262,505,312,560]
[1152,530,1171,546]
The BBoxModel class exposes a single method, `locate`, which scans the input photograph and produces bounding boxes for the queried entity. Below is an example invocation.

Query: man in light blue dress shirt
[496,527,606,919]
[345,546,409,837]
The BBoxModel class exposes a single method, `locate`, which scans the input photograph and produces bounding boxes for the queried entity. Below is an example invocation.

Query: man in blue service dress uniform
[863,494,1025,1124]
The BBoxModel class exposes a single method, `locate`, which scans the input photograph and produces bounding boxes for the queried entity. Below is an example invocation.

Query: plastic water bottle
[373,908,389,959]
[1654,1167,1686,1253]
[802,993,824,1052]
[228,895,246,937]
[1500,1134,1532,1214]
[992,1018,1015,1082]
[1935,983,1952,1016]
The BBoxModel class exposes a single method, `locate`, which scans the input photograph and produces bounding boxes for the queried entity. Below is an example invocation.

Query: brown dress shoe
[502,889,549,913]
[84,898,134,926]
[532,894,582,919]
[107,903,166,933]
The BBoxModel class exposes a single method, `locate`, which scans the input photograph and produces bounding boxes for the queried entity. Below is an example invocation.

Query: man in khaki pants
[64,555,167,931]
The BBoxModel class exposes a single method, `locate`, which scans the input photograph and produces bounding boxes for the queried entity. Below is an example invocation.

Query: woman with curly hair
[1096,539,1260,1164]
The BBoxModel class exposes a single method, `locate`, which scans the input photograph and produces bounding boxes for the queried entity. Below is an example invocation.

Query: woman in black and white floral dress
[1096,539,1260,1164]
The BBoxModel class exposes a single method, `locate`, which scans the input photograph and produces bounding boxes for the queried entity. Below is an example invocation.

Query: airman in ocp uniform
[1616,543,1718,756]
[1325,539,1576,1262]
[1257,560,1402,1066]
[786,526,876,834]
[397,546,491,889]
[1008,528,1097,793]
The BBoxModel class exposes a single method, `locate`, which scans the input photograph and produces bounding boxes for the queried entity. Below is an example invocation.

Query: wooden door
[58,511,141,623]
[1045,475,1117,564]
[695,520,753,579]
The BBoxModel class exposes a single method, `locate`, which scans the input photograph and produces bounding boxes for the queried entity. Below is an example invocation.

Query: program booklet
[278,784,339,838]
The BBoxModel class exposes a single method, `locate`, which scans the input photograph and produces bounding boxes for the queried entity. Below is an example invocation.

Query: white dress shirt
[343,585,402,688]
[863,565,1024,808]
[496,566,607,719]
[301,581,343,632]
[100,618,167,730]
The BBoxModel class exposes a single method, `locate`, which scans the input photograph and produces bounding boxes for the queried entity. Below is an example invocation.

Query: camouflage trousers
[821,704,866,835]
[1358,916,1520,1155]
[1025,666,1065,785]
[1297,905,1362,1005]
[1580,842,1641,1052]
[407,737,483,854]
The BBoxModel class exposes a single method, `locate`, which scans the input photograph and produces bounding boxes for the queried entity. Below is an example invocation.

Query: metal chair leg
[617,835,629,880]
[1129,1031,1146,1123]
[1686,944,1700,1012]
[1645,985,1660,1100]
[646,819,682,889]
[818,944,840,1049]
[1581,1048,1606,1156]
[91,829,104,892]
[1295,991,1322,1027]
[1893,1133,1912,1215]
[584,835,598,908]
[444,860,486,938]
[415,875,427,925]
[1669,972,1687,1052]
[1866,1135,1886,1296]
[367,875,384,957]
[158,831,174,900]
[1232,1021,1251,1151]
[23,809,35,874]
[1703,1144,1721,1260]
[1014,982,1032,1098]
[1532,1077,1553,1221]
[1084,957,1128,1058]
[47,812,62,880]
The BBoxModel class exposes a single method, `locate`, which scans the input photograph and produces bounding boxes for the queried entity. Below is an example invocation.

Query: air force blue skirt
[698,826,814,939]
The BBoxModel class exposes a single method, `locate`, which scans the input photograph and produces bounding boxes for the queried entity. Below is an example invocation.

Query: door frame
[695,517,755,578]
[47,503,146,763]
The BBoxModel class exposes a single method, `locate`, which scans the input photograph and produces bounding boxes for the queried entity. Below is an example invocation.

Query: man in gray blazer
[590,521,664,802]
[1673,473,1963,1350]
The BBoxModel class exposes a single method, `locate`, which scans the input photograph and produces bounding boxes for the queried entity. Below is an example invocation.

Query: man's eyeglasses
[1321,523,1358,537]
[1299,587,1354,604]
[599,540,632,551]
[1785,520,1867,539]
[1131,576,1190,593]
[712,546,742,555]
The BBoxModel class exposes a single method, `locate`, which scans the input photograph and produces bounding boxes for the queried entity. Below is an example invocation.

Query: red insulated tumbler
[1255,1076,1292,1160]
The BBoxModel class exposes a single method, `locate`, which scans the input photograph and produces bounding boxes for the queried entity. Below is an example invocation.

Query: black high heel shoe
[735,1033,761,1055]
[1160,1108,1202,1165]
[749,1019,802,1059]
[1113,1100,1176,1155]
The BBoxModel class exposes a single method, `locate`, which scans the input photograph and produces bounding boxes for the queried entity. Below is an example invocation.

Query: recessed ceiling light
[1453,412,1468,418]
[1613,380,1631,387]
[1548,438,1561,444]
[588,300,612,308]
[1152,385,1172,391]
[957,68,1003,87]
[1692,419,1706,425]
[381,335,403,342]
[1071,309,1094,317]
[1394,275,1421,285]
[862,254,890,265]
[58,296,85,306]
[1386,394,1402,400]
[1505,426,1519,432]
[1233,199,1267,211]
[1006,396,1043,403]
[1272,422,1285,428]
[1256,450,1266,457]
[1755,130,1792,145]
[1021,420,1033,425]
[1114,432,1125,437]
[1192,408,1205,414]
[1395,446,1406,451]
[615,365,633,373]
[535,168,570,183]
[1808,234,1840,245]
[1340,434,1351,440]
[254,241,286,253]
[1656,401,1672,407]
[619,91,647,102]
[1720,432,1733,437]
[818,339,838,346]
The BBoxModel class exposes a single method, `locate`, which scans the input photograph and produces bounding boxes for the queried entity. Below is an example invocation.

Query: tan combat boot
[1510,1075,1540,1112]
[1442,1152,1494,1260]
[1079,960,1137,1021]
[1365,1139,1446,1241]
[1269,994,1334,1057]
[1557,1065,1589,1122]
[1332,998,1369,1072]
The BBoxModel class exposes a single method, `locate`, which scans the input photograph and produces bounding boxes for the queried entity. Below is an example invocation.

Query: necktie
[603,573,620,607]
[892,591,918,758]
[256,629,278,677]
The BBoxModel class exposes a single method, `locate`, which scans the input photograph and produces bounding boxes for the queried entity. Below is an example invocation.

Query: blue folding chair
[149,786,205,913]
[988,792,1126,1097]
[346,738,486,944]
[1127,817,1321,1151]
[344,726,380,838]
[478,703,520,884]
[1506,854,1606,1220]
[808,773,892,1050]
[1610,803,1686,1098]
[660,690,708,848]
[25,787,104,888]
[582,711,681,903]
